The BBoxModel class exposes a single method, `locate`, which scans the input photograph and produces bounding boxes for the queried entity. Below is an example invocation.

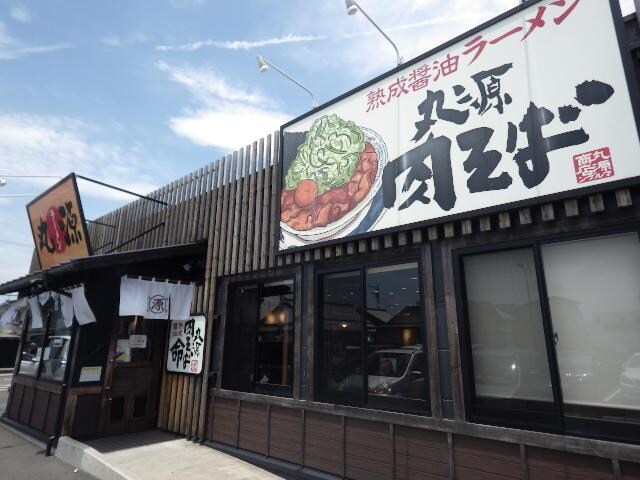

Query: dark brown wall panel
[8,383,23,420]
[622,462,640,480]
[18,385,34,425]
[527,447,613,480]
[72,394,101,438]
[304,411,343,477]
[238,401,267,455]
[395,426,448,480]
[345,418,393,480]
[211,398,238,447]
[268,406,302,464]
[29,389,49,431]
[44,393,60,436]
[454,435,521,480]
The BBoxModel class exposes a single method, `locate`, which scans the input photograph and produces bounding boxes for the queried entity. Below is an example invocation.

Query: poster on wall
[166,314,205,375]
[26,173,92,268]
[278,0,640,252]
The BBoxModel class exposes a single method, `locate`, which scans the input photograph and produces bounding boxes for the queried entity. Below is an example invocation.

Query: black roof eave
[0,241,207,296]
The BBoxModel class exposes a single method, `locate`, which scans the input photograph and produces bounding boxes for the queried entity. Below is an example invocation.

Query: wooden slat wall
[60,123,640,468]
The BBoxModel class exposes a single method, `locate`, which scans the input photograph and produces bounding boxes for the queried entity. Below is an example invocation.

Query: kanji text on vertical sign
[278,0,640,252]
[26,173,92,269]
[166,315,206,375]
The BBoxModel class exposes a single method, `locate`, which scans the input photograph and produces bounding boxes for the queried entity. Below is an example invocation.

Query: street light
[344,0,403,66]
[256,55,318,109]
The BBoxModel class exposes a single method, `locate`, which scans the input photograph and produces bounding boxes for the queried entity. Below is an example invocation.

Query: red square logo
[573,147,614,184]
[190,359,199,372]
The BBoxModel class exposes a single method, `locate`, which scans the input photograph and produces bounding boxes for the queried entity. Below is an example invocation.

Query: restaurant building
[2,0,640,478]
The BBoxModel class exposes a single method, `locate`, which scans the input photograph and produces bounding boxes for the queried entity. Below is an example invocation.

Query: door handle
[553,332,559,345]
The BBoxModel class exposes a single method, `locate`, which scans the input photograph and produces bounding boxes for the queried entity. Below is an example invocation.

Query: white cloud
[102,32,153,48]
[0,22,71,60]
[10,4,31,23]
[169,105,288,151]
[0,114,158,201]
[156,61,272,106]
[157,33,326,52]
[157,61,291,152]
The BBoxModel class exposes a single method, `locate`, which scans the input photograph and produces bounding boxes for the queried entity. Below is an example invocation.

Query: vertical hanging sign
[26,173,92,269]
[166,314,206,375]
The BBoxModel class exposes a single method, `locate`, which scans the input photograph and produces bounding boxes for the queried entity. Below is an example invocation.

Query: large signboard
[278,0,640,252]
[27,173,92,268]
[166,314,205,375]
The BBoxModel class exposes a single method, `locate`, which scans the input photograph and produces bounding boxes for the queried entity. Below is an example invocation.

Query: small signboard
[79,366,102,383]
[166,315,205,375]
[129,334,147,349]
[26,173,92,269]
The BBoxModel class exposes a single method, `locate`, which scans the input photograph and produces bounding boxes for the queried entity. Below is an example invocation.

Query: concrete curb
[55,436,132,480]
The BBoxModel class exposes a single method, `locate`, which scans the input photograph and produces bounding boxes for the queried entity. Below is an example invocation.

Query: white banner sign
[279,0,640,251]
[119,277,194,320]
[166,315,205,374]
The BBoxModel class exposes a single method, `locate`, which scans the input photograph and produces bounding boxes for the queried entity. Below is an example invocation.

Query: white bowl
[280,126,388,244]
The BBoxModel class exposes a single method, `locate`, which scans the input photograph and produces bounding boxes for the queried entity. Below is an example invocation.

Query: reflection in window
[18,310,44,378]
[320,271,363,400]
[222,278,296,396]
[319,262,428,411]
[39,303,72,382]
[257,280,294,388]
[463,249,553,404]
[366,263,426,402]
[542,233,640,418]
[115,316,155,364]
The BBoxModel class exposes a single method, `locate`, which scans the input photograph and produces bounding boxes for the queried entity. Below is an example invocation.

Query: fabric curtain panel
[119,277,193,320]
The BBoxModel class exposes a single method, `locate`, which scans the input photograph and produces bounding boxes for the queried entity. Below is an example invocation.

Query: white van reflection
[473,347,552,401]
[339,346,426,398]
[620,352,640,398]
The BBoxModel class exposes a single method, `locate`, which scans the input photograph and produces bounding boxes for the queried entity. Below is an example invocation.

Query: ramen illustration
[280,114,386,239]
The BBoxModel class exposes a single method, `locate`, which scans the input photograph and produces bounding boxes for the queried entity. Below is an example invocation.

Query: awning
[0,241,207,296]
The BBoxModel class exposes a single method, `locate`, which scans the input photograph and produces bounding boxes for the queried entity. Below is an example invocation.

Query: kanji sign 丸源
[27,174,92,268]
[278,0,640,252]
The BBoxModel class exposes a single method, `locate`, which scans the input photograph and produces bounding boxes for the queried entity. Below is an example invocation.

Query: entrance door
[104,316,166,436]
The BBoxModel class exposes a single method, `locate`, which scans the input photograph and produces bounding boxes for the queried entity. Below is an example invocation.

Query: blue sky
[0,0,635,295]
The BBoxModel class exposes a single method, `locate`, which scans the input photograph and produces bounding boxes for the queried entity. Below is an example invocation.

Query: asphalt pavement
[0,425,96,479]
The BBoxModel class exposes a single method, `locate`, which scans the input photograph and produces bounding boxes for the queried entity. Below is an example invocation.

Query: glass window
[222,278,295,396]
[462,249,553,409]
[18,310,45,378]
[366,263,427,405]
[257,280,294,389]
[39,304,72,382]
[542,233,640,421]
[458,231,640,441]
[319,271,363,403]
[318,261,428,412]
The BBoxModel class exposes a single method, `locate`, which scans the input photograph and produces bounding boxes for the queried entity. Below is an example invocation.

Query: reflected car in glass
[339,346,426,398]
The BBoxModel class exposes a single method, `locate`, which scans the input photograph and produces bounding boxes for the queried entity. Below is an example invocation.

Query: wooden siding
[5,377,62,437]
[394,426,448,480]
[304,411,344,477]
[345,418,393,480]
[527,447,614,480]
[454,436,522,480]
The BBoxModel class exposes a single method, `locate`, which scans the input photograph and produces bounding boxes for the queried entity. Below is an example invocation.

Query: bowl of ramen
[280,114,387,243]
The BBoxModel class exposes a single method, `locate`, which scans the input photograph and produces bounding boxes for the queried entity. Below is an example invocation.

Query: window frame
[221,273,297,398]
[454,224,640,443]
[315,253,431,415]
[16,294,77,385]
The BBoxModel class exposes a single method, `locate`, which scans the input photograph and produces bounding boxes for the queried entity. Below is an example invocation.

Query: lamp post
[256,55,319,109]
[344,0,403,66]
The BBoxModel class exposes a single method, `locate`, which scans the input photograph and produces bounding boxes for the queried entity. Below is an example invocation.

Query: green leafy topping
[285,114,365,194]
